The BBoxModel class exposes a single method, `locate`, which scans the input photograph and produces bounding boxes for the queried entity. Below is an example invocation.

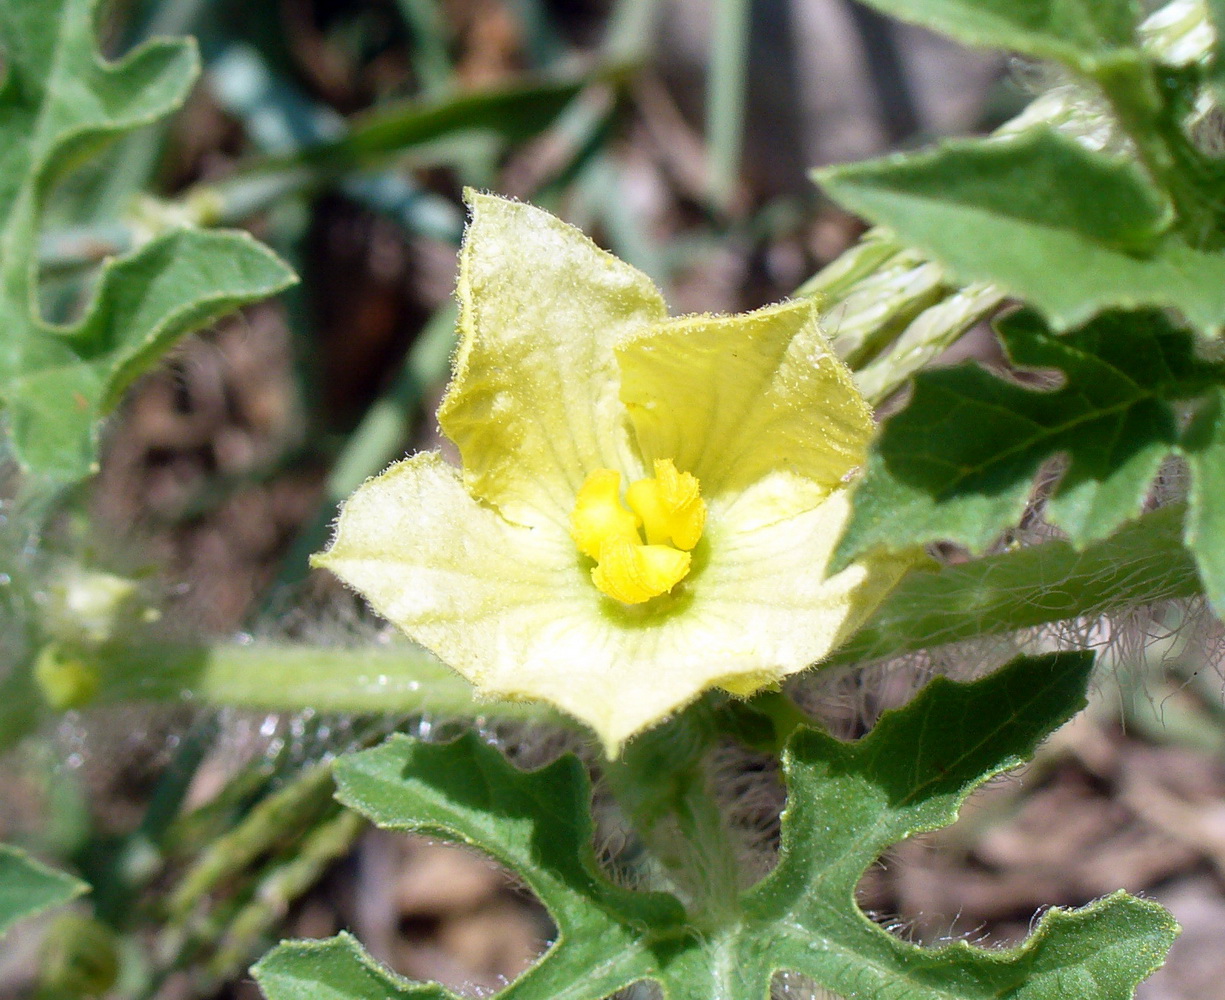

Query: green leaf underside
[833,308,1223,569]
[837,130,1168,252]
[255,653,1176,1000]
[850,0,1140,71]
[0,844,87,937]
[816,131,1225,335]
[0,0,295,480]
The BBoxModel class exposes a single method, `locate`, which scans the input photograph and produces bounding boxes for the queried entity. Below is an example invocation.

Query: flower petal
[616,299,873,502]
[312,452,581,687]
[476,482,915,753]
[316,453,912,757]
[692,482,916,694]
[440,192,668,529]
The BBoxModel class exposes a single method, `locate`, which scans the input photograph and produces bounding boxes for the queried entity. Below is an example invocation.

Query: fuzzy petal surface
[317,454,913,755]
[318,194,918,755]
[617,299,873,502]
[440,192,668,529]
[312,452,578,687]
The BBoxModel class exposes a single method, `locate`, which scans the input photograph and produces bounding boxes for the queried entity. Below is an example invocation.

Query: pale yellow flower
[314,192,914,755]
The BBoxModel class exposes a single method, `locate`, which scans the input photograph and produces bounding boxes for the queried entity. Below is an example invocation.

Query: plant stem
[72,504,1196,720]
[166,763,338,920]
[829,503,1198,666]
[854,282,1005,403]
[203,807,365,985]
[90,639,572,727]
[602,709,742,922]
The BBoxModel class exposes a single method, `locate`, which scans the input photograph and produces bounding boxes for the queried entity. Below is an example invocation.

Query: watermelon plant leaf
[255,653,1176,1000]
[824,129,1171,253]
[325,732,685,1000]
[0,844,87,937]
[750,650,1176,1000]
[847,0,1141,74]
[816,130,1225,335]
[834,308,1223,569]
[254,933,452,1000]
[0,0,296,481]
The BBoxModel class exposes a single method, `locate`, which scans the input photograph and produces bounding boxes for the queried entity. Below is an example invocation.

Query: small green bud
[40,563,154,648]
[34,645,101,711]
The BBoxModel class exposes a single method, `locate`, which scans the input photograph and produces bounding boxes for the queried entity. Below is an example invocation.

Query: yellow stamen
[591,540,691,605]
[626,459,705,550]
[570,469,641,559]
[570,459,706,604]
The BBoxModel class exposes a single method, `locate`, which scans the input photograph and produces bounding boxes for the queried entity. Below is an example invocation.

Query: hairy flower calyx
[570,458,706,604]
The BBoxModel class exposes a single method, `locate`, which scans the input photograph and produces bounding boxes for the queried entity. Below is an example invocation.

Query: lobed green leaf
[829,129,1169,253]
[750,651,1176,1000]
[816,130,1225,335]
[254,934,449,1000]
[0,0,295,480]
[0,844,87,937]
[833,308,1223,569]
[331,732,684,1000]
[256,653,1176,1000]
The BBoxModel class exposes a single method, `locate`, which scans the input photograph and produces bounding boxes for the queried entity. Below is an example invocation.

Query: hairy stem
[602,710,742,922]
[61,504,1196,722]
[87,639,567,725]
[830,503,1198,665]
